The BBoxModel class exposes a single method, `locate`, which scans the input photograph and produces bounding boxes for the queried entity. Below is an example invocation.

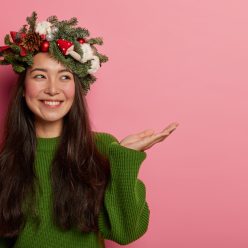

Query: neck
[35,118,63,138]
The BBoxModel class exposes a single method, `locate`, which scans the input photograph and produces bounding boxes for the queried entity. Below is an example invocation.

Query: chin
[35,115,64,123]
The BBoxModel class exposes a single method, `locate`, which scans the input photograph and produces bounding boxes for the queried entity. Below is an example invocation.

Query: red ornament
[40,41,50,52]
[77,38,86,44]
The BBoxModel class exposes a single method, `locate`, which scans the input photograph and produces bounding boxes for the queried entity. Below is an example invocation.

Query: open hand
[119,122,179,151]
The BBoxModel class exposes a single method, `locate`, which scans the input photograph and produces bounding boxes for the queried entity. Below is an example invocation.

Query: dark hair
[0,70,110,237]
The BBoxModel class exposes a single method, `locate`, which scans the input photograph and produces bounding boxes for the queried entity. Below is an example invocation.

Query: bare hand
[119,122,179,151]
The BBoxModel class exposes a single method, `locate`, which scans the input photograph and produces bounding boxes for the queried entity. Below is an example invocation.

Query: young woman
[0,12,179,248]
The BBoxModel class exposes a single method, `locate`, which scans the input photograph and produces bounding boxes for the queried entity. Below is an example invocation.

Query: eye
[33,74,45,79]
[61,75,72,80]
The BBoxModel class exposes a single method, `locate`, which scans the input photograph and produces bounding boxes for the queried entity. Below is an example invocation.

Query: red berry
[77,38,86,44]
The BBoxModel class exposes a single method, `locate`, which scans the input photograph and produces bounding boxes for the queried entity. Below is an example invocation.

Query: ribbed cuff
[108,141,147,179]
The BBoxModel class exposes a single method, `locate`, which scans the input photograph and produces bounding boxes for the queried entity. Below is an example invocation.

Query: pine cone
[20,32,42,52]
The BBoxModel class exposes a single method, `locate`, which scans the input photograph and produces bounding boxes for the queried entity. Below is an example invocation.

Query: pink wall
[1,0,248,247]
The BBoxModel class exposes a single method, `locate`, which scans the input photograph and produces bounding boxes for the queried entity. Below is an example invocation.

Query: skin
[23,52,179,151]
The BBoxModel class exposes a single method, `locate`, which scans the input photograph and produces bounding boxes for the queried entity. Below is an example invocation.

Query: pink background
[0,0,248,247]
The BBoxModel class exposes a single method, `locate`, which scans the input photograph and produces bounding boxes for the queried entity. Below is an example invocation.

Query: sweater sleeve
[94,132,150,245]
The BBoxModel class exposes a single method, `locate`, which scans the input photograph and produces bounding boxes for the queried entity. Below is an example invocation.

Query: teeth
[44,101,61,106]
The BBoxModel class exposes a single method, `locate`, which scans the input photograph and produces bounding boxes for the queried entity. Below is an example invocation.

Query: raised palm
[120,122,179,151]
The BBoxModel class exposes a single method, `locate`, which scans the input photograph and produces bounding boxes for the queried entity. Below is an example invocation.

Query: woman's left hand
[119,122,179,151]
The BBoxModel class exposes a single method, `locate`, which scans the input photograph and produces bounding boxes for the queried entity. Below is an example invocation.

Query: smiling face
[24,52,75,136]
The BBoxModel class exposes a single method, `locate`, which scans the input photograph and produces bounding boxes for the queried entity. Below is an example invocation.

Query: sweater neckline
[36,136,60,151]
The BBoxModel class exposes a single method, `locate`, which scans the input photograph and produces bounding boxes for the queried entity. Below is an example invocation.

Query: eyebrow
[29,68,73,74]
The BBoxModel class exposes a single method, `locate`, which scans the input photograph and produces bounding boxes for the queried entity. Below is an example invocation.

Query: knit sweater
[0,132,149,247]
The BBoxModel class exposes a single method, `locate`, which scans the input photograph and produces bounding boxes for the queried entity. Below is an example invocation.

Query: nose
[44,78,60,95]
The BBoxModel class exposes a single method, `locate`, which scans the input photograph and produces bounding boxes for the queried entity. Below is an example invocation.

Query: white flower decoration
[80,43,94,63]
[35,21,52,35]
[88,55,100,74]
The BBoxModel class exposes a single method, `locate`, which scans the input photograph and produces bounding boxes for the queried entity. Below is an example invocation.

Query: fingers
[146,122,179,144]
[140,122,179,147]
[140,134,166,151]
[137,122,179,138]
[160,122,179,135]
[141,131,174,151]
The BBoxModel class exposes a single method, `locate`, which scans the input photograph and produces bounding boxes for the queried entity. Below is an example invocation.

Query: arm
[95,133,150,245]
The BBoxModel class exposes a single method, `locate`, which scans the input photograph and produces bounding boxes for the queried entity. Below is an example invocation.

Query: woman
[0,12,179,247]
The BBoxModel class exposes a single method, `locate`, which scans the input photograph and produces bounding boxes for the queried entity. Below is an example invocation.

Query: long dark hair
[0,70,110,237]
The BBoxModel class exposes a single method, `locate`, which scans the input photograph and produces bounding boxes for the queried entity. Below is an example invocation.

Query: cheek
[24,81,42,98]
[63,82,75,99]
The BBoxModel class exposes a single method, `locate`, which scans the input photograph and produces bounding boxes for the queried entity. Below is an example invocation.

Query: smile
[41,100,64,108]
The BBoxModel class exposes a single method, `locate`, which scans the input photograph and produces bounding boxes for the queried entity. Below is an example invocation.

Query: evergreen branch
[67,17,78,26]
[21,54,33,66]
[10,44,21,53]
[15,53,33,66]
[13,64,26,73]
[47,15,58,24]
[26,11,37,31]
[19,25,28,34]
[97,53,108,63]
[49,41,73,68]
[87,37,103,45]
[4,34,12,45]
[4,53,15,64]
[74,41,83,57]
[0,59,9,65]
[79,74,97,94]
[74,27,90,38]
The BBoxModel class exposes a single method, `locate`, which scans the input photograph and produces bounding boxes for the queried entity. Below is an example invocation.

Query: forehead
[29,52,68,72]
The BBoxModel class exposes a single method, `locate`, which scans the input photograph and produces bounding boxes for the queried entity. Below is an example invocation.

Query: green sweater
[0,132,149,247]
